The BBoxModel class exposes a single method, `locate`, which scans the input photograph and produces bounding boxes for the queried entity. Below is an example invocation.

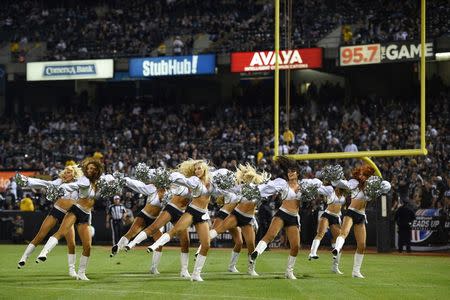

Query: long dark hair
[277,156,300,176]
[81,157,104,182]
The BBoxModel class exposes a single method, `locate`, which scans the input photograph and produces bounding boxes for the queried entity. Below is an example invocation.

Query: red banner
[231,48,322,72]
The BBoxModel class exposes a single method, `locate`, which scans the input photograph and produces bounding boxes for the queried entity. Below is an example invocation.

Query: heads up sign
[129,54,216,77]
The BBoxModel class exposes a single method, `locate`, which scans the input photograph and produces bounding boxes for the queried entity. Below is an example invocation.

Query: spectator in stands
[6,177,17,203]
[421,180,437,209]
[12,215,24,243]
[20,194,34,212]
[296,139,309,155]
[282,128,294,145]
[172,36,184,55]
[344,139,358,152]
[157,42,166,56]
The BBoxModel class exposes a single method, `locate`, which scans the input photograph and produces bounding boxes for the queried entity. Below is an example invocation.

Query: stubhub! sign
[27,59,113,81]
[129,54,216,77]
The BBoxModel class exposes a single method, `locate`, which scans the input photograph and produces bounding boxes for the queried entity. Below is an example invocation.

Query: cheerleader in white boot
[250,157,304,279]
[209,164,270,276]
[111,176,166,274]
[147,159,214,281]
[125,184,192,278]
[16,164,82,278]
[36,158,109,281]
[199,198,242,273]
[331,164,391,278]
[308,165,349,275]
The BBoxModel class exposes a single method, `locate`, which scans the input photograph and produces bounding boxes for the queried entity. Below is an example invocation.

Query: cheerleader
[250,157,304,279]
[208,164,270,276]
[16,164,83,278]
[201,196,243,273]
[308,165,350,275]
[331,164,391,278]
[110,176,166,274]
[36,157,107,281]
[147,159,214,281]
[124,184,192,278]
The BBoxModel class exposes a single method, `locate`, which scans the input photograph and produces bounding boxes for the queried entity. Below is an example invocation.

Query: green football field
[0,244,449,300]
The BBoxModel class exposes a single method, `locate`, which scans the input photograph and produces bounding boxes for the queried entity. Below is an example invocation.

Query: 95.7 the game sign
[339,42,434,66]
[339,44,381,66]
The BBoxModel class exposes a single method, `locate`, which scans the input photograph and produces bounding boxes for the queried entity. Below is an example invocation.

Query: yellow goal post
[272,0,428,174]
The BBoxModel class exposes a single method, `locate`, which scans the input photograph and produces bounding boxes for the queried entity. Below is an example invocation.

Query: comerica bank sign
[27,59,113,81]
[43,64,96,76]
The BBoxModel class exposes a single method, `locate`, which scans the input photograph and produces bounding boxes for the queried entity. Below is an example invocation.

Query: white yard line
[1,285,276,300]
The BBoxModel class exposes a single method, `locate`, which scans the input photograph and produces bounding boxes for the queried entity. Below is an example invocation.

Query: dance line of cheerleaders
[15,156,390,281]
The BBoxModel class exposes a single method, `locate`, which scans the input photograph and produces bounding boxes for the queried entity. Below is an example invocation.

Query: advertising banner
[231,48,322,72]
[340,42,434,66]
[380,42,434,63]
[27,59,114,81]
[339,44,381,66]
[395,208,450,251]
[129,54,216,77]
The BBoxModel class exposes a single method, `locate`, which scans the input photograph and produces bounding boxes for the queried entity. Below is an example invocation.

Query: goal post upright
[273,0,428,165]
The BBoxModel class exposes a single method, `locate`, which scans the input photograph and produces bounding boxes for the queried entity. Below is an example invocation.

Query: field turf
[0,244,449,299]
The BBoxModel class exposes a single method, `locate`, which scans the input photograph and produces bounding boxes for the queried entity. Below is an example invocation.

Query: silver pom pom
[321,165,344,183]
[149,168,171,189]
[45,185,65,202]
[365,176,383,200]
[135,163,152,183]
[241,183,261,201]
[299,180,321,202]
[14,173,28,188]
[212,170,236,190]
[97,177,125,199]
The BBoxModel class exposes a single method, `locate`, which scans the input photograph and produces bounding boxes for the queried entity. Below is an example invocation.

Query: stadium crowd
[1,84,448,219]
[2,0,449,60]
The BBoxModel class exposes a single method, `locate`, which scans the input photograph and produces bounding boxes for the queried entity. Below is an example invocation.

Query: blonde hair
[177,159,210,183]
[235,163,270,185]
[59,164,83,181]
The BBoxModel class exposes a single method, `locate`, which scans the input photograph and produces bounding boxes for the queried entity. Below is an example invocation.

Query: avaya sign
[231,48,322,72]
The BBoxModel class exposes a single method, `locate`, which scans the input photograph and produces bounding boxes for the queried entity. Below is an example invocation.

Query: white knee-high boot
[180,252,191,278]
[332,236,345,257]
[126,232,147,250]
[331,243,343,274]
[352,253,365,278]
[150,251,162,274]
[250,241,267,263]
[148,233,171,252]
[227,251,240,273]
[285,255,297,279]
[37,236,58,262]
[68,254,77,277]
[309,239,321,259]
[191,254,207,282]
[117,236,129,250]
[247,255,258,276]
[18,244,36,268]
[77,255,90,281]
